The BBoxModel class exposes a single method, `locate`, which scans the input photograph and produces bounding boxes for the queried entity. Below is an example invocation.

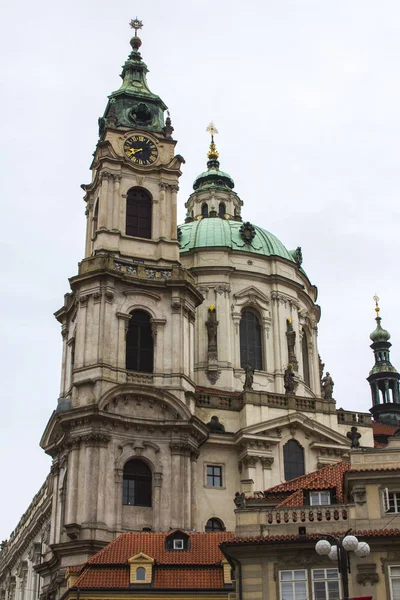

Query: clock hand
[128,147,143,155]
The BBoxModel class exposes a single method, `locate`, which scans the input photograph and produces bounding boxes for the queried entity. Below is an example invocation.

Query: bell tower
[38,21,206,587]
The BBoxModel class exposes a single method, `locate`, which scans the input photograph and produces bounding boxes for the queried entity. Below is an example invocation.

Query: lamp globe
[315,540,331,556]
[328,545,338,561]
[342,535,359,552]
[354,542,370,558]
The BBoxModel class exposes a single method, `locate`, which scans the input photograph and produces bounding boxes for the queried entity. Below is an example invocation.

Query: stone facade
[0,23,377,600]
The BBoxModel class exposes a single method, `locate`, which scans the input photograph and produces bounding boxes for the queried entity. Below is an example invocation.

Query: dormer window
[309,491,331,506]
[165,530,190,551]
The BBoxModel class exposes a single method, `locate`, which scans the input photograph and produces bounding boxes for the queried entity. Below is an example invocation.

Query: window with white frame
[312,568,340,599]
[279,569,307,600]
[385,491,400,513]
[389,565,400,600]
[310,491,331,506]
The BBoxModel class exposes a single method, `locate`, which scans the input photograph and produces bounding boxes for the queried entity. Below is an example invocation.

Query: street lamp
[315,533,370,600]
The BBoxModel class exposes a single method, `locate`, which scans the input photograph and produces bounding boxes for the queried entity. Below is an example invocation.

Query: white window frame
[309,491,331,506]
[384,491,400,514]
[279,569,308,600]
[173,539,184,550]
[389,565,400,600]
[312,567,341,599]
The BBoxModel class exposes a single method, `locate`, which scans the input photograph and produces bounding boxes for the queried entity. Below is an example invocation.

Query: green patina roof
[179,218,295,262]
[193,167,235,190]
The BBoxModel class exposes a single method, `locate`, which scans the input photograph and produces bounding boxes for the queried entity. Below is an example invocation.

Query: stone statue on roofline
[244,364,254,390]
[284,363,297,395]
[347,426,362,448]
[322,371,334,399]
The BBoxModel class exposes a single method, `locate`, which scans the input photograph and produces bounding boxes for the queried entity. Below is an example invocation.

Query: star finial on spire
[130,17,143,36]
[206,122,219,161]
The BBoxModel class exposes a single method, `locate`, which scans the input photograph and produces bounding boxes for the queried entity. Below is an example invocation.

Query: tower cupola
[368,296,400,426]
[185,123,242,220]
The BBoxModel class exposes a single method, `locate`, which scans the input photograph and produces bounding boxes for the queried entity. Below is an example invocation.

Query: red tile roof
[75,568,128,589]
[262,461,350,507]
[222,528,400,544]
[87,532,233,566]
[372,421,398,436]
[72,532,234,591]
[154,568,224,589]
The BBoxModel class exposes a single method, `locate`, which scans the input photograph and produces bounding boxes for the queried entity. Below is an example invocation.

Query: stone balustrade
[264,505,349,526]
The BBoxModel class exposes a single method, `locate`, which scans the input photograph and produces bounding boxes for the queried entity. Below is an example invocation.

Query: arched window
[283,440,305,481]
[205,518,225,532]
[126,310,154,372]
[126,187,152,238]
[201,203,209,218]
[123,459,152,506]
[302,330,311,388]
[218,202,226,218]
[136,567,146,581]
[92,199,99,237]
[240,309,262,370]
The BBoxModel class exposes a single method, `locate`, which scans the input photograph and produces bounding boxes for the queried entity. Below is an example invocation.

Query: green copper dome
[193,166,235,190]
[370,317,391,343]
[179,218,296,261]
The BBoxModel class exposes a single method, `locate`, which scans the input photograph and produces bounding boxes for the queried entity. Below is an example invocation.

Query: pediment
[240,413,351,447]
[128,552,154,564]
[233,287,270,310]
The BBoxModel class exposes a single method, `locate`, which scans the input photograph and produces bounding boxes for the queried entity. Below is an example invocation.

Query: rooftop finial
[373,294,380,318]
[206,121,219,161]
[130,17,143,36]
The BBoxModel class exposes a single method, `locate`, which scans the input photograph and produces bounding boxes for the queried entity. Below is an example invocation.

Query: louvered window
[126,310,153,372]
[126,188,152,238]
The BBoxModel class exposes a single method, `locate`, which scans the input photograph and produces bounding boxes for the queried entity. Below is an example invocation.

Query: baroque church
[1,19,399,600]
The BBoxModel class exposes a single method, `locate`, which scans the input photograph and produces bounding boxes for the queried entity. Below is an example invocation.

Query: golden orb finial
[373,294,380,317]
[206,121,219,161]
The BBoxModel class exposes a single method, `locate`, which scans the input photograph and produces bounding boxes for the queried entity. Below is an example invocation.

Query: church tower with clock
[0,20,378,600]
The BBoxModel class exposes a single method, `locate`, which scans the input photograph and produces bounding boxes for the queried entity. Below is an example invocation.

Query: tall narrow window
[312,569,340,600]
[92,199,99,237]
[218,202,226,218]
[201,203,209,218]
[123,459,152,506]
[302,330,311,388]
[283,439,305,481]
[126,310,154,372]
[126,187,152,238]
[136,567,146,581]
[389,566,400,600]
[240,309,262,370]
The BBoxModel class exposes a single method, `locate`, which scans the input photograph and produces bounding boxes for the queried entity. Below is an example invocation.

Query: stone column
[150,319,166,374]
[190,452,199,530]
[189,313,196,381]
[84,203,92,257]
[271,292,283,391]
[60,327,69,396]
[82,437,96,524]
[75,295,88,369]
[159,183,167,239]
[153,472,163,531]
[65,439,81,525]
[96,438,110,525]
[116,313,130,375]
[171,300,182,374]
[241,456,257,485]
[114,468,123,531]
[170,185,178,239]
[119,192,127,233]
[262,317,271,373]
[183,451,191,529]
[261,457,274,490]
[106,176,114,232]
[112,175,121,231]
[98,172,110,229]
[49,463,60,545]
[170,444,183,529]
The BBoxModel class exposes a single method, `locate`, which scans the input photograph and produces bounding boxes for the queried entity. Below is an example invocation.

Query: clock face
[123,135,158,165]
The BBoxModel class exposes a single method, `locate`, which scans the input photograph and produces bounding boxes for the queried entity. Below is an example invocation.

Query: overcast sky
[1,0,400,541]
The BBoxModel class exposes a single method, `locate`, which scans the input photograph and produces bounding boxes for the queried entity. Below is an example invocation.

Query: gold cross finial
[373,294,380,316]
[206,122,219,160]
[130,17,143,36]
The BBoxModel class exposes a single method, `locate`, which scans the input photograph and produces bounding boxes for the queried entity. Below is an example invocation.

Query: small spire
[373,294,380,318]
[206,121,219,161]
[370,295,390,343]
[129,17,144,53]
